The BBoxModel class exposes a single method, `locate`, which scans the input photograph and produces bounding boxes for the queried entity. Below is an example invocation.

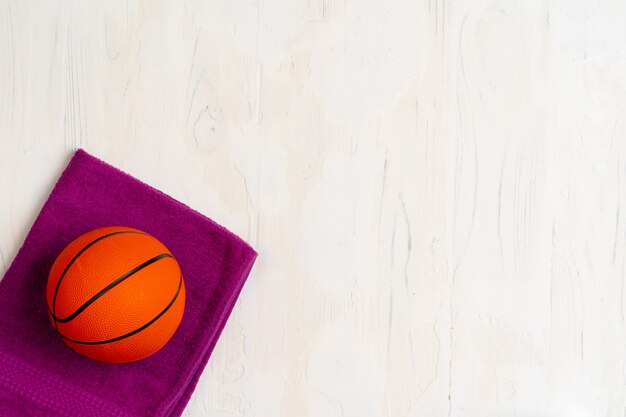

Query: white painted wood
[1,1,626,416]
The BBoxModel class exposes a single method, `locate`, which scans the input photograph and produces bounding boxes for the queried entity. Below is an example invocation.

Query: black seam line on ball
[54,253,173,324]
[57,272,183,345]
[51,230,148,330]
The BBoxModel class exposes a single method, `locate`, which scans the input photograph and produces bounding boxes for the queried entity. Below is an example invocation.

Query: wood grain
[1,1,626,416]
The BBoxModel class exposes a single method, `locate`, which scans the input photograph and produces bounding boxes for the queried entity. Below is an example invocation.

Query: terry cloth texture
[0,149,258,417]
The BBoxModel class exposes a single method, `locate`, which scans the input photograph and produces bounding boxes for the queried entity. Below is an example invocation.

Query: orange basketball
[46,226,186,363]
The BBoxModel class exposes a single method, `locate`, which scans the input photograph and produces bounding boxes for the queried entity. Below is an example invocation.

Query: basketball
[46,226,186,363]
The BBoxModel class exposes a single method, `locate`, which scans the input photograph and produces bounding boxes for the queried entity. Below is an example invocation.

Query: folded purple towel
[0,149,257,417]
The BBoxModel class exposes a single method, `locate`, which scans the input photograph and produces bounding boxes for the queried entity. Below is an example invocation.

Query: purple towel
[0,149,257,417]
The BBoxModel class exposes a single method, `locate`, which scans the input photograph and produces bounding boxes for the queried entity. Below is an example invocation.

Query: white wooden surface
[1,1,626,416]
